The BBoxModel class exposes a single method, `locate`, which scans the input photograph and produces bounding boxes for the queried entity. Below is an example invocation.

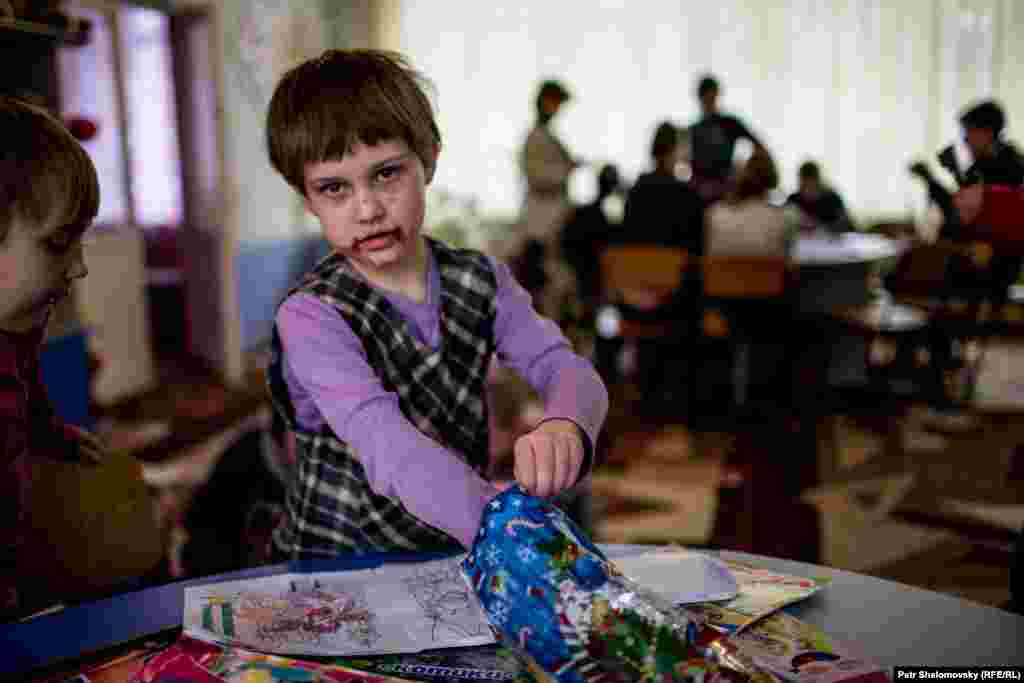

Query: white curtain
[394,0,1022,224]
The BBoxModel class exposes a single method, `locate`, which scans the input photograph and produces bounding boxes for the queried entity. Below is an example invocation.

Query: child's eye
[376,165,402,183]
[45,235,73,254]
[319,182,350,197]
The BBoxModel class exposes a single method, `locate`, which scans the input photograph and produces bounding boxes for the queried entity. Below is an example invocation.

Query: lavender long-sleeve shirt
[276,249,608,549]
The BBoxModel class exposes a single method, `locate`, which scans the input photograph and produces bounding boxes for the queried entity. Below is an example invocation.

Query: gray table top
[4,545,1020,678]
[606,545,1024,667]
[794,233,907,266]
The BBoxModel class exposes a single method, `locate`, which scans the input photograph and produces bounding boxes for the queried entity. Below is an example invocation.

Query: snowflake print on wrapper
[485,545,504,568]
[488,600,510,625]
[517,546,537,563]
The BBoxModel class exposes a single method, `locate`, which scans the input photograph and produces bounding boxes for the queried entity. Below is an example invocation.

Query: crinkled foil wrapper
[461,486,778,683]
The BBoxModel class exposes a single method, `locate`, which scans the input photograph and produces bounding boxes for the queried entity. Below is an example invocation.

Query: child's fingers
[536,444,557,498]
[513,437,536,495]
[551,434,572,494]
[555,434,582,493]
[80,442,103,464]
[492,479,516,493]
[515,434,558,497]
[515,431,586,498]
[75,429,105,464]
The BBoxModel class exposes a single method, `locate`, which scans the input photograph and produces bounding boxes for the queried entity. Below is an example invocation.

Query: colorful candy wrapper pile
[461,486,776,683]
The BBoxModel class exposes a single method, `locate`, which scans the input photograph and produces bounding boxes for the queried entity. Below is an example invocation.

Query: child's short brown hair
[0,96,99,240]
[266,49,442,195]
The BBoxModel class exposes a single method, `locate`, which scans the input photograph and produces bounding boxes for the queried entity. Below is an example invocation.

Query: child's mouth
[357,229,401,252]
[43,288,70,309]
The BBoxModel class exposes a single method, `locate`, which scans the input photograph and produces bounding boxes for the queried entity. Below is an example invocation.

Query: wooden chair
[596,245,694,418]
[700,254,791,412]
[599,244,691,339]
[702,254,788,301]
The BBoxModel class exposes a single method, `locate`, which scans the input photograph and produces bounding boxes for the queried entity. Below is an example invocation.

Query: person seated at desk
[908,100,1024,430]
[622,121,703,254]
[593,124,702,407]
[704,149,800,407]
[560,163,623,307]
[705,148,796,262]
[786,160,854,235]
[688,74,765,204]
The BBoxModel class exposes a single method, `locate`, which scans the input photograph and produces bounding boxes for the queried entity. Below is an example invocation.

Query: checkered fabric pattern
[267,238,497,558]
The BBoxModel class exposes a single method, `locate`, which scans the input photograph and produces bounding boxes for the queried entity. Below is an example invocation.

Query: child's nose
[355,188,385,222]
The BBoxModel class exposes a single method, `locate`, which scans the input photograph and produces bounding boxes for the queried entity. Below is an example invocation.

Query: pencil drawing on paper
[402,560,492,642]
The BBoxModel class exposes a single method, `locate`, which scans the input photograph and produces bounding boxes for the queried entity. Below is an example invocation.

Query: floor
[586,341,1024,611]
[88,335,1024,613]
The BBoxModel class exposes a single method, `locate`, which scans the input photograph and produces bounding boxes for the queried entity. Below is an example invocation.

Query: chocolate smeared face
[303,138,429,280]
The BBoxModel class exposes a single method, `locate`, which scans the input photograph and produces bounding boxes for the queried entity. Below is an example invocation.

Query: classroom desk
[789,233,910,390]
[2,546,1022,680]
[791,232,906,314]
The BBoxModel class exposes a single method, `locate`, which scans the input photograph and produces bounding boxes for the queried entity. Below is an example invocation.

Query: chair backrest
[884,242,956,297]
[600,245,690,299]
[702,254,788,299]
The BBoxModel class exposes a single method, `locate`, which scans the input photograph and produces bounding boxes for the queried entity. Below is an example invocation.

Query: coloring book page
[183,556,496,656]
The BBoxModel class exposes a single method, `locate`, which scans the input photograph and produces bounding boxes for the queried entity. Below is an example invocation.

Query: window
[119,5,184,229]
[57,1,184,230]
[57,3,129,226]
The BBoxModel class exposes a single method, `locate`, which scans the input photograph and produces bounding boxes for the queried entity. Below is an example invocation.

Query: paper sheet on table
[612,549,739,604]
[688,559,831,634]
[183,556,496,657]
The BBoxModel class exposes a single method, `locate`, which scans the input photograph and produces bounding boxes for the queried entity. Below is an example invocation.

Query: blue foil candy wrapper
[461,486,745,683]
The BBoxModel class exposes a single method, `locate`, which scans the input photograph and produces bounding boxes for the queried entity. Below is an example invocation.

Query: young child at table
[0,96,105,620]
[264,50,608,560]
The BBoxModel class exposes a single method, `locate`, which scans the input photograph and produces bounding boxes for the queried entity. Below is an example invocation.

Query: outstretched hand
[954,184,985,226]
[508,419,584,498]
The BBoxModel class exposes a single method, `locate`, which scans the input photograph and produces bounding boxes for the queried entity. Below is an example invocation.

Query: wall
[207,0,373,350]
[390,0,1024,224]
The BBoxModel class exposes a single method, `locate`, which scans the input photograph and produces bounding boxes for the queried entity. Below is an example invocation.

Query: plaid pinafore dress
[267,238,497,559]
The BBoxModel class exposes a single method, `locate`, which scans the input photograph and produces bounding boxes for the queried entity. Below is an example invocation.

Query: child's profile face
[0,218,88,334]
[303,138,430,277]
[963,126,994,160]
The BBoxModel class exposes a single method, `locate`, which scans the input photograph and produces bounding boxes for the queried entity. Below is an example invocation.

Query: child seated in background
[785,160,854,234]
[264,50,608,560]
[0,96,105,620]
[705,148,796,261]
[623,121,703,253]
